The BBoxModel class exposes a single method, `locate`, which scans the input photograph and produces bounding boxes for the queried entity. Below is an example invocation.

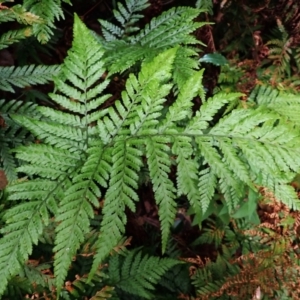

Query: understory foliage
[1,0,300,299]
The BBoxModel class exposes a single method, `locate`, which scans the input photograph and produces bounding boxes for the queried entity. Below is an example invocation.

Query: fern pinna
[0,63,61,181]
[1,12,300,298]
[96,3,208,90]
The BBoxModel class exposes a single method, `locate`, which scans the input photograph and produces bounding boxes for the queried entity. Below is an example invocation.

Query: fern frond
[49,15,112,292]
[103,42,153,74]
[0,4,41,25]
[0,100,40,180]
[100,7,208,75]
[249,85,300,127]
[173,136,202,216]
[172,47,201,91]
[90,141,142,276]
[99,20,123,41]
[166,71,205,216]
[108,249,180,299]
[146,136,177,252]
[24,262,55,291]
[196,0,213,15]
[91,47,178,277]
[133,7,203,47]
[198,167,217,213]
[0,64,61,92]
[210,108,300,209]
[99,0,149,41]
[0,14,111,295]
[266,21,293,78]
[197,137,243,211]
[218,138,252,187]
[23,0,66,43]
[163,69,205,129]
[3,9,300,298]
[0,177,61,295]
[0,27,32,50]
[185,92,242,134]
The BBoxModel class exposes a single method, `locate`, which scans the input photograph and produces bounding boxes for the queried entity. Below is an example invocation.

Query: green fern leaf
[134,7,203,48]
[0,178,60,295]
[23,0,66,43]
[146,136,177,251]
[108,250,181,299]
[163,69,205,128]
[100,7,208,75]
[0,100,40,180]
[0,13,112,295]
[90,141,143,276]
[91,47,178,276]
[3,8,300,298]
[100,0,149,41]
[173,47,202,91]
[50,14,112,292]
[173,136,202,216]
[0,28,32,50]
[185,92,242,134]
[207,106,300,210]
[196,0,213,15]
[198,168,217,213]
[0,4,41,25]
[0,64,61,92]
[249,85,300,127]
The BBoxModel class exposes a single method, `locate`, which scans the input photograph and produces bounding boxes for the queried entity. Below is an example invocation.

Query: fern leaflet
[108,249,180,299]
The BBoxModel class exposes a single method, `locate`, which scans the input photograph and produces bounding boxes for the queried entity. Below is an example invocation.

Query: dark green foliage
[23,0,70,43]
[1,1,300,299]
[0,100,40,180]
[108,249,181,299]
[96,3,209,90]
[99,0,150,40]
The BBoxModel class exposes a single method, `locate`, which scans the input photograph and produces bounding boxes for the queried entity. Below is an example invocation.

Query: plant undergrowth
[1,0,300,299]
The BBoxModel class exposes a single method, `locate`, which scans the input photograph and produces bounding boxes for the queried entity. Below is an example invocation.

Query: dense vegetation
[1,0,300,299]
